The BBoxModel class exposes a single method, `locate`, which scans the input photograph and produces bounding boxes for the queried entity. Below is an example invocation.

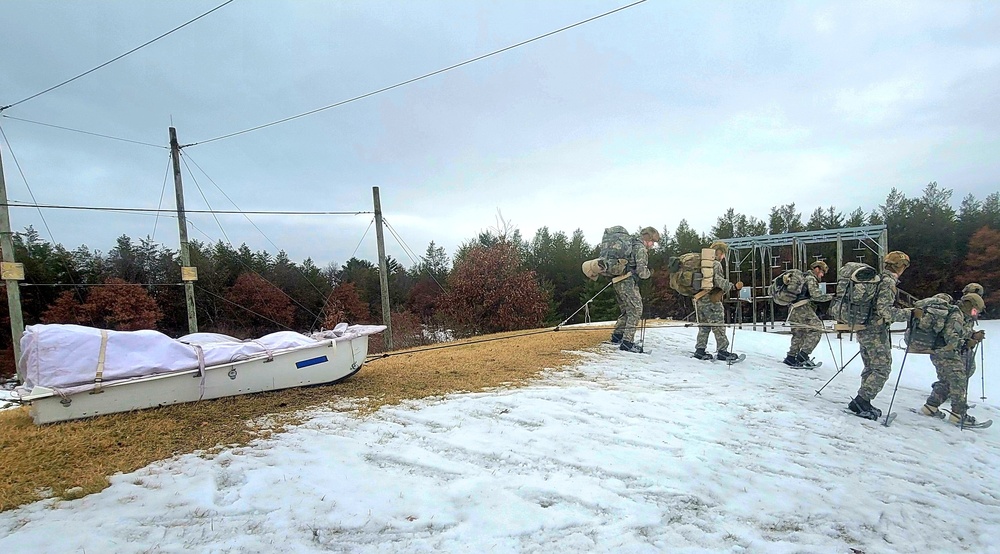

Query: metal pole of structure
[372,186,393,351]
[169,127,198,334]
[836,235,843,272]
[878,229,888,272]
[0,147,26,381]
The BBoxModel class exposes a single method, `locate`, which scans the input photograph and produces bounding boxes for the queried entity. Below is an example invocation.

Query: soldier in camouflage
[693,241,743,362]
[783,261,833,368]
[959,282,985,380]
[919,293,986,425]
[848,251,914,420]
[610,227,660,353]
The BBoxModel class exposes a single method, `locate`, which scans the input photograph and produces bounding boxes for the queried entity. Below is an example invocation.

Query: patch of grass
[0,327,608,511]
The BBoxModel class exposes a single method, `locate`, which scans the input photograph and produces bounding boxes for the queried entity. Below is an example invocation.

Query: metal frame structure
[719,225,888,330]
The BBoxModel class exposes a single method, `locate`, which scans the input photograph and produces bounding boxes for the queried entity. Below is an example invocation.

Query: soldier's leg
[857,326,892,401]
[695,298,711,350]
[800,308,823,356]
[939,352,970,415]
[620,279,642,343]
[706,301,730,352]
[925,353,951,407]
[612,280,628,336]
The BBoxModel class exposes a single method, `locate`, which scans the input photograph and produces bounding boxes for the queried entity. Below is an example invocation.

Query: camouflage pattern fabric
[787,272,832,357]
[695,296,729,351]
[925,350,971,415]
[613,273,643,342]
[631,235,651,279]
[696,259,735,351]
[924,306,977,415]
[856,270,910,401]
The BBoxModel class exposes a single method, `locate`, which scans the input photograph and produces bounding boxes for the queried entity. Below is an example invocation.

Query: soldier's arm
[633,243,651,279]
[712,260,733,294]
[806,274,832,303]
[940,310,967,351]
[877,278,910,323]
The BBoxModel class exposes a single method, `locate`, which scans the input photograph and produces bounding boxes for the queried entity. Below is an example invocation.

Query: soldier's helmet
[640,227,660,244]
[963,282,985,296]
[884,251,910,271]
[709,240,729,255]
[960,293,985,316]
[810,260,829,273]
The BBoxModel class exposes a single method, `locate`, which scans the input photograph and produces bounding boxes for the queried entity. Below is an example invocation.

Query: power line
[0,114,165,148]
[1,0,236,112]
[2,201,371,216]
[188,0,648,146]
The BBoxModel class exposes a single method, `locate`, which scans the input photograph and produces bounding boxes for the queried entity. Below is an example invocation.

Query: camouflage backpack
[829,262,882,327]
[597,226,634,277]
[668,252,704,296]
[904,294,960,354]
[769,269,807,306]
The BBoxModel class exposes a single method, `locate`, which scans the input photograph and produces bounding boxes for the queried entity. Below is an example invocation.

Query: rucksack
[668,249,715,297]
[829,262,882,327]
[597,226,634,277]
[769,269,807,306]
[904,295,961,354]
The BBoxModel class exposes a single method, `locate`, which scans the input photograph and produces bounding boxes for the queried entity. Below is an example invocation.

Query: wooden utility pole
[0,145,25,381]
[169,127,198,334]
[372,186,392,350]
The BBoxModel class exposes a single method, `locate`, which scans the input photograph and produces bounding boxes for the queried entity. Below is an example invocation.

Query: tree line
[2,182,998,377]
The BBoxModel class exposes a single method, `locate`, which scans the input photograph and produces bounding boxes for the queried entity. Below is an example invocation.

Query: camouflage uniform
[787,272,832,358]
[612,233,651,343]
[925,305,977,416]
[856,270,911,401]
[695,259,734,352]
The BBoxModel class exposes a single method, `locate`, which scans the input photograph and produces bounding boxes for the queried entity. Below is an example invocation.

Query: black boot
[848,395,882,420]
[783,354,800,367]
[716,350,740,362]
[693,347,713,360]
[610,332,623,345]
[619,339,643,353]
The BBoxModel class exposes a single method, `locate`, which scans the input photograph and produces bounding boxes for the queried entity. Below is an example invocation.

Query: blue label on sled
[295,355,329,369]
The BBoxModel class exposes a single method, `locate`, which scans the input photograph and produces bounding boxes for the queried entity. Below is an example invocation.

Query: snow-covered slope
[2,321,998,553]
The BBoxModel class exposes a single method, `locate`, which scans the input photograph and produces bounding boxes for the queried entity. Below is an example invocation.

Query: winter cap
[709,241,729,255]
[884,250,910,270]
[962,282,984,296]
[809,260,829,273]
[582,258,602,281]
[960,292,985,313]
[640,227,661,243]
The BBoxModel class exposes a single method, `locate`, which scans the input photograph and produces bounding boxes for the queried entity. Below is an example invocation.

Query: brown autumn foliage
[224,273,295,337]
[406,278,443,323]
[367,310,426,353]
[41,278,161,331]
[439,241,549,336]
[956,226,1000,313]
[321,282,370,328]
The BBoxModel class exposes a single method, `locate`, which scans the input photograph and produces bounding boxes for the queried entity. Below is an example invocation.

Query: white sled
[12,323,385,424]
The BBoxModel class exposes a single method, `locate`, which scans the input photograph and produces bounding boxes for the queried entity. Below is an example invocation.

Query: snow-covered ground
[2,321,999,553]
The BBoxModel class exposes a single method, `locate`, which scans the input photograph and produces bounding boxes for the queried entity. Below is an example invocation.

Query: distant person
[783,261,833,368]
[693,241,743,362]
[847,251,913,420]
[918,293,986,426]
[584,226,659,353]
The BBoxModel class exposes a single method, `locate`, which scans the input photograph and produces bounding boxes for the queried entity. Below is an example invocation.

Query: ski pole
[882,315,916,427]
[981,341,987,401]
[814,350,861,396]
[555,273,630,330]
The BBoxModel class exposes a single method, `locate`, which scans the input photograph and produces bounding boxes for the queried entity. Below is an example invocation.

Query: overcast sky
[1,0,998,268]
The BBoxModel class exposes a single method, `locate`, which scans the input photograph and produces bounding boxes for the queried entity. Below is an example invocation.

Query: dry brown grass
[0,326,608,512]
